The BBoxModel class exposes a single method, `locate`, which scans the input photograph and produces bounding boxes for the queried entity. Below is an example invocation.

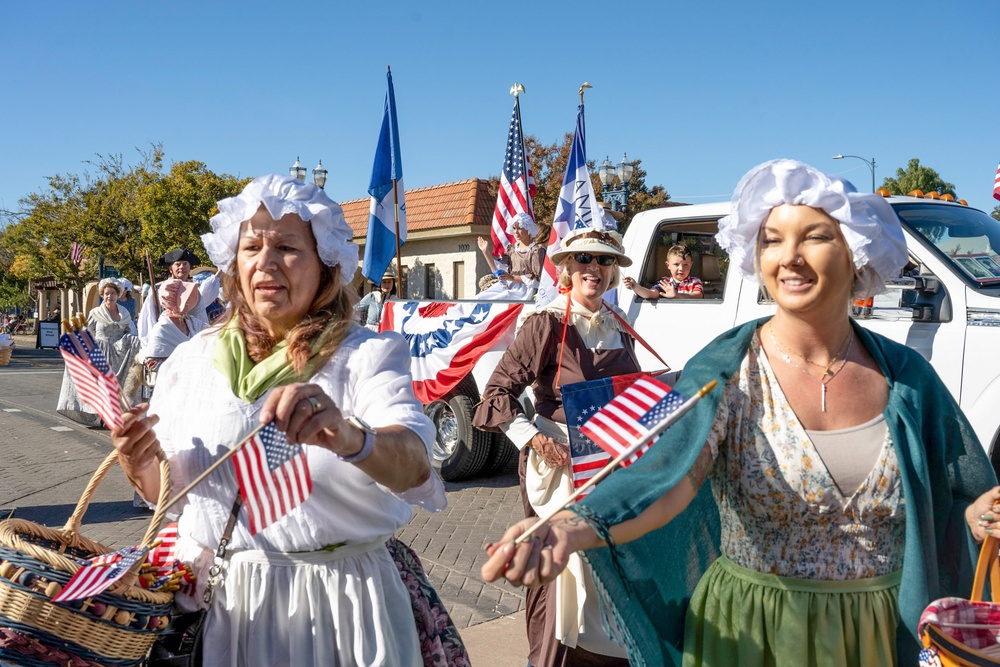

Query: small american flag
[581,376,684,465]
[53,545,148,602]
[232,421,312,535]
[69,242,84,266]
[490,95,536,257]
[993,162,1000,202]
[148,522,179,573]
[562,372,651,497]
[59,330,122,429]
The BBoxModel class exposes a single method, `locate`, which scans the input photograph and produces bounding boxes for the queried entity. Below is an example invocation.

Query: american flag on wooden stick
[232,421,312,535]
[489,94,536,257]
[59,330,122,429]
[581,375,685,465]
[52,545,148,602]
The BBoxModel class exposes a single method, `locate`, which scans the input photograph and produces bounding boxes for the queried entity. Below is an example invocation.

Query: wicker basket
[0,450,174,667]
[0,347,11,366]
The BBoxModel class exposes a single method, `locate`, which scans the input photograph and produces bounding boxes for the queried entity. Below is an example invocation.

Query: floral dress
[684,331,906,667]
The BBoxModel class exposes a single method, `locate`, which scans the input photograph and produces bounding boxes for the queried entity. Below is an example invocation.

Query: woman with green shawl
[482,160,1000,666]
[111,175,466,666]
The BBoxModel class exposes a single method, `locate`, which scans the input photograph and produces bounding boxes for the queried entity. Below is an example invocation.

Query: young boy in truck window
[623,243,704,299]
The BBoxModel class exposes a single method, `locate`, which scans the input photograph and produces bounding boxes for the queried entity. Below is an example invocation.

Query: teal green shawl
[574,317,996,667]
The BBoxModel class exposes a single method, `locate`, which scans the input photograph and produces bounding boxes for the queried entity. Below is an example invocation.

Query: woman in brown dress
[473,224,636,667]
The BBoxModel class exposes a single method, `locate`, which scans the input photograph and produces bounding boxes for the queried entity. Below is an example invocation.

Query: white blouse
[151,324,444,559]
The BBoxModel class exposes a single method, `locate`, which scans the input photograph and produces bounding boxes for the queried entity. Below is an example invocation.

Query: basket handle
[61,449,172,552]
[971,534,1000,602]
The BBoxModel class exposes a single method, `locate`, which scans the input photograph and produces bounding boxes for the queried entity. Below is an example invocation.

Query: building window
[453,261,465,299]
[425,263,436,299]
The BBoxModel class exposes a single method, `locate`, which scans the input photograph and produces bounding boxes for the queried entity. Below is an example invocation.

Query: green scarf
[211,317,326,403]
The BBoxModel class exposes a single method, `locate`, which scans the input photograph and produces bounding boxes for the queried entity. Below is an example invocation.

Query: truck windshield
[893,203,1000,290]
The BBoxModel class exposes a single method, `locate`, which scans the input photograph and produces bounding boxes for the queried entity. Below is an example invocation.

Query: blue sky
[3,0,999,221]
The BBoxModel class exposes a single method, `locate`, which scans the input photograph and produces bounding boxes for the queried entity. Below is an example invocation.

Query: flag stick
[145,251,161,319]
[158,422,267,514]
[513,379,717,545]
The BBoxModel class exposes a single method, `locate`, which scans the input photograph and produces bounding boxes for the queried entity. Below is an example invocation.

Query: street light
[598,152,636,217]
[289,157,307,182]
[832,154,876,192]
[288,157,329,189]
[312,160,328,189]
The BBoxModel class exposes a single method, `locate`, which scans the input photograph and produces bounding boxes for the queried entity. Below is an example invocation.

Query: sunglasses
[573,252,617,266]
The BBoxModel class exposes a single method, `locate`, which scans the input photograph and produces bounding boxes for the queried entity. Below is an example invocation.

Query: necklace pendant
[822,369,834,378]
[821,383,827,412]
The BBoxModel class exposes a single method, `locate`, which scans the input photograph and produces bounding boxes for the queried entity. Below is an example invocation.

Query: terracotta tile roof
[339,178,494,238]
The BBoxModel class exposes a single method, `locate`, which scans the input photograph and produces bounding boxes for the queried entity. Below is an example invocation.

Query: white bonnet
[98,277,122,295]
[201,174,359,285]
[506,212,538,238]
[118,278,133,292]
[715,159,908,296]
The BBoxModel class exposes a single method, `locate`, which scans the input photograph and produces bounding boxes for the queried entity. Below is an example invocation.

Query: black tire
[481,431,517,476]
[425,386,492,482]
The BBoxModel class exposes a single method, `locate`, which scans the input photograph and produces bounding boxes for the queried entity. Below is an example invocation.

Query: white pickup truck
[419,193,1000,481]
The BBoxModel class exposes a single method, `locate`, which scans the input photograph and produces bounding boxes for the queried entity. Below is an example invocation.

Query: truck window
[633,221,728,300]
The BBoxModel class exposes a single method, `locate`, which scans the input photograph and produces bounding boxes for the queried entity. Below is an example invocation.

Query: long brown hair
[220,261,358,374]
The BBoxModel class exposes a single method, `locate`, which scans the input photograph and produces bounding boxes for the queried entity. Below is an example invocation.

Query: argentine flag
[536,103,603,305]
[362,69,406,285]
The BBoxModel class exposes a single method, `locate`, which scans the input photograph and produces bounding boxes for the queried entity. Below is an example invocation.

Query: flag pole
[158,422,267,514]
[389,65,403,288]
[513,380,718,545]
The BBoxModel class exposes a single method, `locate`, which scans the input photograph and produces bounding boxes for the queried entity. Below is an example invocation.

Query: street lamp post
[832,154,876,192]
[598,153,636,219]
[289,157,328,189]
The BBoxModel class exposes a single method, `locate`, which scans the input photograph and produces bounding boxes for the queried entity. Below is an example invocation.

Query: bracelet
[339,416,376,463]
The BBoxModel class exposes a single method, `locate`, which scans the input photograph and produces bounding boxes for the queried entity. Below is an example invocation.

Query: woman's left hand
[967,486,1000,542]
[260,382,364,458]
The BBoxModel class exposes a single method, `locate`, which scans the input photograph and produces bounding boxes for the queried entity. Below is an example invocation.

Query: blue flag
[362,69,406,284]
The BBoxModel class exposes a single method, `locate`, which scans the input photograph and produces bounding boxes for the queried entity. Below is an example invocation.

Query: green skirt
[682,556,901,667]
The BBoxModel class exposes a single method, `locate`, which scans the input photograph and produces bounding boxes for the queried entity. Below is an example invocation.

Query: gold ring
[307,396,322,415]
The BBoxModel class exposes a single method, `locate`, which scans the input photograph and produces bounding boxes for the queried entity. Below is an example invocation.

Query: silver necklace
[768,325,854,412]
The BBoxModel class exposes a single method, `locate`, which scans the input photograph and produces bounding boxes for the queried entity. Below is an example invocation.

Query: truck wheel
[425,393,491,481]
[481,432,517,475]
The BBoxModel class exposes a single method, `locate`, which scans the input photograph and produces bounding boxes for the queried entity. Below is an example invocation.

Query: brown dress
[474,309,638,667]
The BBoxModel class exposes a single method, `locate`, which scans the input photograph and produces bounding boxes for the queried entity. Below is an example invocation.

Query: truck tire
[481,431,517,476]
[424,389,491,481]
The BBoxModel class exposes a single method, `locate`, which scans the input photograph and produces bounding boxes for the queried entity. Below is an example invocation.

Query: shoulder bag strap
[202,496,243,605]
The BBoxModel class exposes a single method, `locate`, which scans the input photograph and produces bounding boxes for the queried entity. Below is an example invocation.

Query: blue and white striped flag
[536,103,603,305]
[362,69,406,285]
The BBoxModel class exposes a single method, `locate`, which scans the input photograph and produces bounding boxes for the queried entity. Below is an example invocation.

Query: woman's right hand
[111,404,162,496]
[477,236,490,254]
[481,511,596,587]
[528,433,570,468]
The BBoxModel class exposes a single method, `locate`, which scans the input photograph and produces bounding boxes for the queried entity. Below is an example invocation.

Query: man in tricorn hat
[136,247,218,346]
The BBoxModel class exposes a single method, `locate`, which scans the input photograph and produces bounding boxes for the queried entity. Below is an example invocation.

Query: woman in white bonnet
[481,159,1000,666]
[477,212,545,299]
[111,174,466,666]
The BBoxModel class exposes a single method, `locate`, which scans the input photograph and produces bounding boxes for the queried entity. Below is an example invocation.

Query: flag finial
[578,82,592,104]
[510,82,525,98]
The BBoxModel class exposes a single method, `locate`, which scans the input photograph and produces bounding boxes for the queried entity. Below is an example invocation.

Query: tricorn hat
[157,248,200,267]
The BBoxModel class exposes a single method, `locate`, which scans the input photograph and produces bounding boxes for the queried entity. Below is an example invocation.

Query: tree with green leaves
[881,158,956,198]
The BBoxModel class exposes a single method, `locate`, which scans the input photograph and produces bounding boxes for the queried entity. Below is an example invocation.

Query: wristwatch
[340,416,376,463]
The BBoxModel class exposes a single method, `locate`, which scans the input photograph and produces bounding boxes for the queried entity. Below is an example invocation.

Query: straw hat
[549,227,632,267]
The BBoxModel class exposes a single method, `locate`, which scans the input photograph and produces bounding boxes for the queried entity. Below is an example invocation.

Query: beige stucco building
[341,178,498,300]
